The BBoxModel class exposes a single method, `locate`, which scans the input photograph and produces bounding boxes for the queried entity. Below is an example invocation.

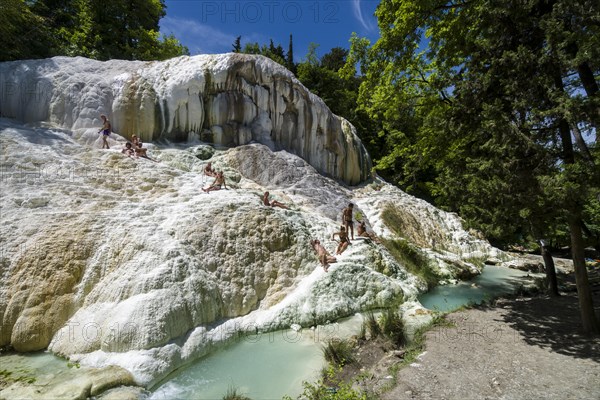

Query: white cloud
[160,16,238,55]
[351,0,375,32]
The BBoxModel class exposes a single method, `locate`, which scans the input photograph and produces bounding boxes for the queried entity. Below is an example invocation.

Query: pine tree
[232,36,241,53]
[286,34,296,74]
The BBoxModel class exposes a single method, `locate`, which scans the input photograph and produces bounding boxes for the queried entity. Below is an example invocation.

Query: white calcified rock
[0,56,513,388]
[0,117,507,386]
[0,55,371,184]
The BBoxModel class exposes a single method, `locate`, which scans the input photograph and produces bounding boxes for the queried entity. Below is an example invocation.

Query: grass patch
[362,311,381,340]
[378,315,454,393]
[379,309,406,346]
[322,339,356,367]
[222,386,252,400]
[283,366,367,400]
[0,369,36,386]
[381,237,440,289]
[401,315,454,367]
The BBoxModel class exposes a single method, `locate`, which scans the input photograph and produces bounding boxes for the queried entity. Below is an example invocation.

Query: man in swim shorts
[202,171,227,193]
[98,114,111,149]
[342,203,355,240]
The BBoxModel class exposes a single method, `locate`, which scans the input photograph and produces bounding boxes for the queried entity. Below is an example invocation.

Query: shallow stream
[418,264,535,312]
[1,265,536,399]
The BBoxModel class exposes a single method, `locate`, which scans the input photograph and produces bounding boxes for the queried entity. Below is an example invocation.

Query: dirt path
[381,293,600,400]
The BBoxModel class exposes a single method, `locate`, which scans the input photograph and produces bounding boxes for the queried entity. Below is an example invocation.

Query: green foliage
[1,0,188,61]
[379,309,406,346]
[381,238,440,289]
[66,361,80,369]
[232,36,241,53]
[345,0,600,253]
[0,369,36,385]
[0,0,51,61]
[283,366,367,400]
[322,339,355,367]
[222,387,252,400]
[239,38,286,66]
[362,311,381,339]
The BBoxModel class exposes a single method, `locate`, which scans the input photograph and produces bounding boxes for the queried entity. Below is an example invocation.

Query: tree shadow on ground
[499,292,600,363]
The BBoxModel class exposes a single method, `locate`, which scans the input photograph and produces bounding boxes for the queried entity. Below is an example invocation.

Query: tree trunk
[555,99,599,333]
[570,123,594,164]
[540,243,559,297]
[576,62,600,144]
[568,213,600,334]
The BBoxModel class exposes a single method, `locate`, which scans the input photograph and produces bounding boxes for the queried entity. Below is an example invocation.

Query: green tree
[1,0,188,61]
[232,36,241,53]
[0,0,52,61]
[348,0,599,333]
[286,34,296,74]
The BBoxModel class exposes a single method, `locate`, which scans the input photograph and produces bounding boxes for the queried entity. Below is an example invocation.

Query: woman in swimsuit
[121,142,136,158]
[204,162,217,177]
[310,239,337,272]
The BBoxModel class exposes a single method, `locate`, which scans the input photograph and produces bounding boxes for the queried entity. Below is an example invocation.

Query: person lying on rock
[98,114,111,149]
[121,142,136,158]
[357,221,380,243]
[310,239,337,272]
[204,162,217,177]
[332,226,351,255]
[202,171,227,193]
[342,203,355,240]
[262,191,290,209]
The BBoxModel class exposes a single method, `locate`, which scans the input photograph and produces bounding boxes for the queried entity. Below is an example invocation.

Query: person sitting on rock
[310,239,337,272]
[262,191,289,209]
[202,171,227,193]
[131,134,141,147]
[357,221,380,243]
[121,142,136,158]
[204,162,217,177]
[332,226,351,255]
[134,140,157,162]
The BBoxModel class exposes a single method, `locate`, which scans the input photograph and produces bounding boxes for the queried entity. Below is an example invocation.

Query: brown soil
[335,269,600,400]
[382,293,600,400]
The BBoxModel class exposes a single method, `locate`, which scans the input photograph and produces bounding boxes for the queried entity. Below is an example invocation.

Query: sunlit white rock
[0,54,371,184]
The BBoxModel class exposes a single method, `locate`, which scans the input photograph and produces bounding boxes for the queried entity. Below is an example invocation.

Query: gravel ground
[383,293,600,400]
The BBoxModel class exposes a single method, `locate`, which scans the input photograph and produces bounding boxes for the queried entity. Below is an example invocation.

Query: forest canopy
[0,0,189,61]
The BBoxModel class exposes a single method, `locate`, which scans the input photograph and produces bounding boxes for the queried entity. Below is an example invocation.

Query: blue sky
[160,0,380,61]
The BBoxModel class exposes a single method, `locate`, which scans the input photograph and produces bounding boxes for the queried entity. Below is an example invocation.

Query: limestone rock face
[0,55,371,184]
[0,117,506,387]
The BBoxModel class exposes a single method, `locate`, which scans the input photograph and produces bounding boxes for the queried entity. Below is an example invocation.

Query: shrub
[322,339,355,366]
[362,311,381,339]
[223,387,252,400]
[379,309,406,346]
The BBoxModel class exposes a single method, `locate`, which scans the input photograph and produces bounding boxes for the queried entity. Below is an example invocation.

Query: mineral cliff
[0,54,370,185]
[0,55,505,388]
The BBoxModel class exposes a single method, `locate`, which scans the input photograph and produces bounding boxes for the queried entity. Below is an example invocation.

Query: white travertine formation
[0,56,508,388]
[0,54,371,184]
